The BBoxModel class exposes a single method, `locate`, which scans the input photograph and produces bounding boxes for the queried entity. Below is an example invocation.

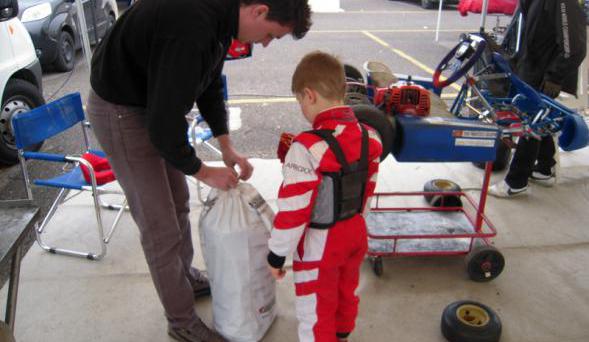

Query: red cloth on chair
[458,0,518,17]
[80,152,116,185]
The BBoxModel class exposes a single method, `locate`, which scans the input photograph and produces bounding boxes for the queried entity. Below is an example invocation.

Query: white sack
[199,183,276,342]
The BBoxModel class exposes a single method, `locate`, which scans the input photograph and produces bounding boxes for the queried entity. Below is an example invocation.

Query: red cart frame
[366,162,505,281]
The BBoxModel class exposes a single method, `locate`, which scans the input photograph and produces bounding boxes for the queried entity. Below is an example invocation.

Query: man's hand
[540,80,561,99]
[268,265,286,280]
[193,164,238,190]
[217,135,254,180]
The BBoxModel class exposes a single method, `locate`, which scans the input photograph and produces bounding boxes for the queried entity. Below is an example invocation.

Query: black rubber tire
[422,0,435,9]
[344,64,364,84]
[423,179,463,208]
[371,257,384,277]
[441,300,502,342]
[54,30,75,72]
[473,139,512,172]
[344,64,370,105]
[351,104,394,161]
[0,79,45,165]
[466,245,505,282]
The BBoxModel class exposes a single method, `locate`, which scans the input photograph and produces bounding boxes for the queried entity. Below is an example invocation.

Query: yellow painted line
[361,31,461,92]
[441,93,458,100]
[311,29,468,33]
[228,97,296,105]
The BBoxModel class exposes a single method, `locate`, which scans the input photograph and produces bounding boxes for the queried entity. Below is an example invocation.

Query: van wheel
[0,79,45,165]
[54,30,75,72]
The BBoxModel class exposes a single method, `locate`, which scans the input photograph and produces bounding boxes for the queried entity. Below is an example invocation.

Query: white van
[0,0,44,165]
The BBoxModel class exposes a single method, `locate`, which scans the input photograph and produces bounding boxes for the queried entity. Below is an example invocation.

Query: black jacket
[515,0,586,95]
[90,0,238,175]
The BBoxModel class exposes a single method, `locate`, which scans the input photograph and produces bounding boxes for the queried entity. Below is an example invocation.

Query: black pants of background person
[505,135,556,189]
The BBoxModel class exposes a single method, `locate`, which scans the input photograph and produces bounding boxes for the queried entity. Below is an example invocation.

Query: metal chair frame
[12,93,127,261]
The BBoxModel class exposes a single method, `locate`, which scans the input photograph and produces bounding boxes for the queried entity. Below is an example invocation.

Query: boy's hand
[268,265,286,280]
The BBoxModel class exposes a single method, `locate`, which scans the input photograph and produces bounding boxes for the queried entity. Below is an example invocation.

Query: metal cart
[366,162,505,282]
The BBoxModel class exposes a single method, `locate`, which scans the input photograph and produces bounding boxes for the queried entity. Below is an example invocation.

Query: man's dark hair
[241,0,312,39]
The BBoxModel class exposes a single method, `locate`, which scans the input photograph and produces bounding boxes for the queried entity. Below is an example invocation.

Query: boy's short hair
[291,51,346,101]
[241,0,312,39]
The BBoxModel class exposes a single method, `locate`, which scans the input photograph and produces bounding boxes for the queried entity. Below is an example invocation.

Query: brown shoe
[168,319,227,342]
[188,267,211,299]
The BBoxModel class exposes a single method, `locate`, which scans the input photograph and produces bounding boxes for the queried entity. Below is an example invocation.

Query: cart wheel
[465,245,505,282]
[371,257,384,277]
[441,300,502,342]
[423,179,463,208]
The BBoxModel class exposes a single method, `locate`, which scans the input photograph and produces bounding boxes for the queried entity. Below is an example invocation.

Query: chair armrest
[22,152,68,162]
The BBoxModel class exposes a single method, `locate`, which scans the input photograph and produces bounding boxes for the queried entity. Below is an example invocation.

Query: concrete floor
[2,0,589,341]
[1,146,589,342]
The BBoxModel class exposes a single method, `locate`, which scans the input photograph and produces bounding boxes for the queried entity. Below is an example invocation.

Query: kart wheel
[351,104,395,161]
[472,139,512,172]
[371,257,383,277]
[54,30,75,72]
[345,64,370,105]
[466,245,505,282]
[423,179,462,208]
[441,300,502,342]
[344,64,364,84]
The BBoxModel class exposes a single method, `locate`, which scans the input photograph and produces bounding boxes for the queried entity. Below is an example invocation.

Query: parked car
[415,0,459,10]
[1,0,45,165]
[17,0,118,72]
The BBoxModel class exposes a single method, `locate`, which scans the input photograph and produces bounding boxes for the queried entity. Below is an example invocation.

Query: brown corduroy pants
[86,90,198,328]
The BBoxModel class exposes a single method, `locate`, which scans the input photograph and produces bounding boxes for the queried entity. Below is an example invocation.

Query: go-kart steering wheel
[433,34,487,89]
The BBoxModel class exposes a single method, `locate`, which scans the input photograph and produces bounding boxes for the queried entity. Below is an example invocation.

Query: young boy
[267,51,383,342]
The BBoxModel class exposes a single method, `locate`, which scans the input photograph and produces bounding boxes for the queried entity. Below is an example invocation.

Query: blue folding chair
[11,92,126,261]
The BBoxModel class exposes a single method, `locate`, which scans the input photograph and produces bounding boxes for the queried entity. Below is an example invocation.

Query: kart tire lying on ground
[351,104,394,161]
[423,179,463,207]
[472,139,512,172]
[441,300,502,342]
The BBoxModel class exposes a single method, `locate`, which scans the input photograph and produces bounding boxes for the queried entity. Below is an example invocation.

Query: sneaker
[168,319,227,342]
[188,267,211,299]
[488,181,528,198]
[530,168,556,187]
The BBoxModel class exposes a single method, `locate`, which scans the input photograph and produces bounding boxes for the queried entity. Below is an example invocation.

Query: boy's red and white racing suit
[268,106,382,342]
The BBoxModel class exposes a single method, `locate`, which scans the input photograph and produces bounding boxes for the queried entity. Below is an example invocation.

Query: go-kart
[344,32,589,170]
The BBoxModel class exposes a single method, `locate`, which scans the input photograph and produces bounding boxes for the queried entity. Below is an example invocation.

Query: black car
[417,0,459,10]
[18,0,118,72]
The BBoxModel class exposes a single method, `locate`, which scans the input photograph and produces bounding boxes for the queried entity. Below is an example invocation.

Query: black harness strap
[310,126,369,172]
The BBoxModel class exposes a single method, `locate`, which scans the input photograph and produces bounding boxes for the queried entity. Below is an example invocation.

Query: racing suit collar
[312,106,357,129]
